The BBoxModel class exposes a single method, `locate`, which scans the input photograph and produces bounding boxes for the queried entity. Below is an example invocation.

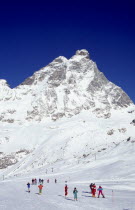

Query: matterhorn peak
[70,49,90,61]
[75,49,90,58]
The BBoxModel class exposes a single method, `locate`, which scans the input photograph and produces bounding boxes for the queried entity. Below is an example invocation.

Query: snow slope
[0,105,135,177]
[0,141,135,210]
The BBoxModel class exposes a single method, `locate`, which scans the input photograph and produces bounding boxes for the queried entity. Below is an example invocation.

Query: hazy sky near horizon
[0,0,135,102]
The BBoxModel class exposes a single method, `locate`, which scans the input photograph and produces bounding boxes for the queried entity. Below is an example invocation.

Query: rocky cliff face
[0,49,133,123]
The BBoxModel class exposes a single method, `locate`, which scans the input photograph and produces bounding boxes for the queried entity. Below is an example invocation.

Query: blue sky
[0,0,135,102]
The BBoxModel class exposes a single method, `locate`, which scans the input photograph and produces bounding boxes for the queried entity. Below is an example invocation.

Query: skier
[73,187,78,201]
[32,179,34,185]
[55,179,57,183]
[38,183,43,194]
[35,178,37,185]
[65,184,68,197]
[27,182,30,193]
[91,183,96,197]
[89,183,93,194]
[97,186,105,198]
[47,179,49,183]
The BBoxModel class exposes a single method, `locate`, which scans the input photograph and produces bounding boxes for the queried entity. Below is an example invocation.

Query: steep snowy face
[0,49,133,123]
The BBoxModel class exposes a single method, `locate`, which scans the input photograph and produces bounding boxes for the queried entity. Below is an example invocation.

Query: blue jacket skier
[27,182,30,192]
[73,188,78,201]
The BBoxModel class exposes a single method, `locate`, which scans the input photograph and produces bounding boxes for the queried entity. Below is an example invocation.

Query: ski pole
[112,190,114,202]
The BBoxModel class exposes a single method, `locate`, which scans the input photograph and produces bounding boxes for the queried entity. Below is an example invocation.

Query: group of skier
[31,178,44,185]
[27,182,43,194]
[27,179,105,200]
[39,178,44,184]
[89,183,105,198]
[64,183,105,201]
[27,178,56,194]
[32,178,37,185]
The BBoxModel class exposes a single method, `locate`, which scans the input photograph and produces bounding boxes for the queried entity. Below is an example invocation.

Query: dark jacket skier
[27,182,30,192]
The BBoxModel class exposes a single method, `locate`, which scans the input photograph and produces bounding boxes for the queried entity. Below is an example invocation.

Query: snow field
[0,173,134,210]
[1,141,135,210]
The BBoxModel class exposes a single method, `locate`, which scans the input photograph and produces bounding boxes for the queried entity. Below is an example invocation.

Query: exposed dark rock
[75,49,90,59]
[38,72,46,82]
[107,129,115,135]
[0,155,17,169]
[118,128,127,133]
[52,113,65,121]
[127,137,131,141]
[16,149,30,154]
[2,119,14,123]
[21,75,36,85]
[49,68,66,82]
[130,119,135,126]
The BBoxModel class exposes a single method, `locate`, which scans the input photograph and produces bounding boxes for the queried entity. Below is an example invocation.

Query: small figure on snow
[55,179,57,183]
[38,183,43,194]
[65,184,68,197]
[91,183,96,197]
[89,183,93,194]
[73,187,78,201]
[35,178,37,185]
[97,186,105,198]
[27,182,30,193]
[32,178,34,185]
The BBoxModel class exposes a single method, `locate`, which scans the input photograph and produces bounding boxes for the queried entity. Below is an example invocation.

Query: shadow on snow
[82,195,92,198]
[58,195,74,201]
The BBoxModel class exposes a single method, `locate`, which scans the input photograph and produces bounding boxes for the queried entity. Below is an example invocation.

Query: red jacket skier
[65,184,68,197]
[91,183,96,197]
[38,184,43,194]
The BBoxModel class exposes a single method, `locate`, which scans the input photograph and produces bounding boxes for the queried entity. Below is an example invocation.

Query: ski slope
[0,178,134,210]
[0,140,135,210]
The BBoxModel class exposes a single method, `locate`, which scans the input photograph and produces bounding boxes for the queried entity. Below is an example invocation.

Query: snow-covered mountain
[0,49,133,123]
[0,49,135,177]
